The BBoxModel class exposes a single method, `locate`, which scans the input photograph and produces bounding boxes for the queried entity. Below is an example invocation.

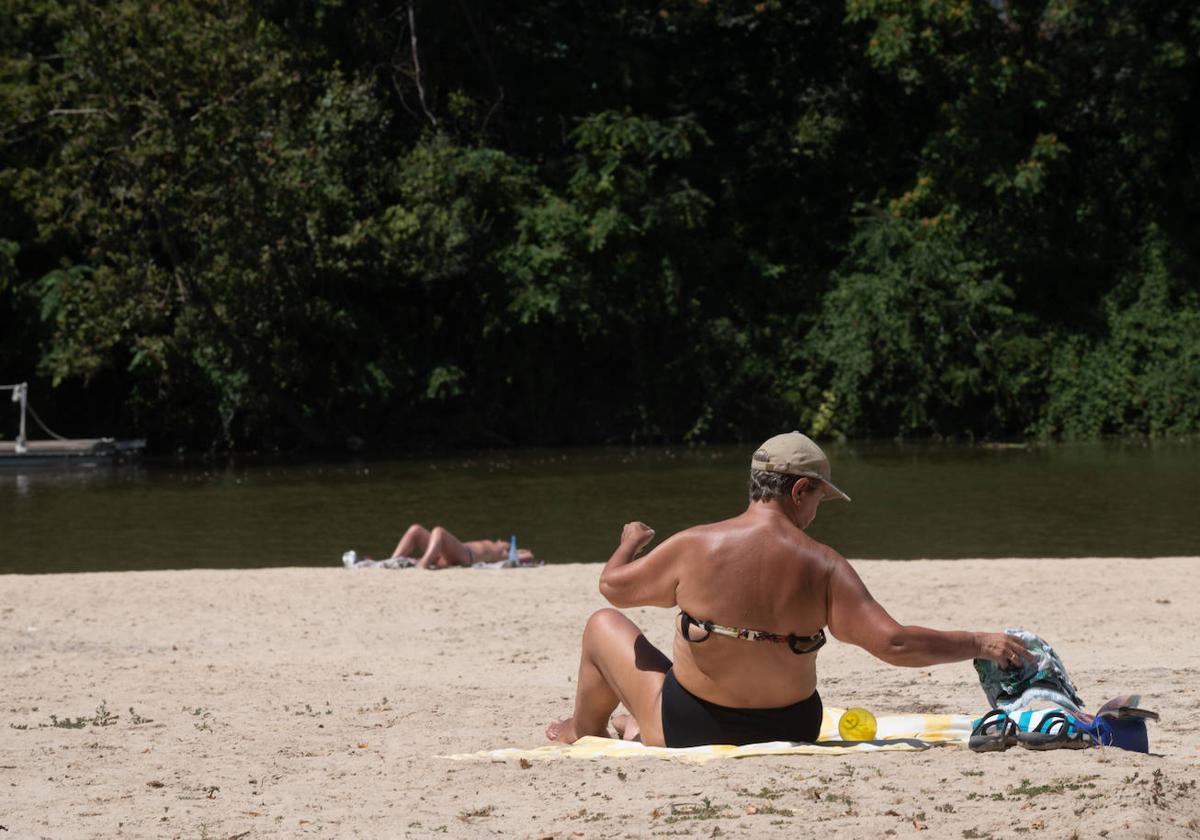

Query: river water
[2,440,1198,575]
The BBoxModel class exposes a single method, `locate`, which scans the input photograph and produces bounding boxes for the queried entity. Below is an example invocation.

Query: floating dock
[0,437,146,459]
[3,381,146,461]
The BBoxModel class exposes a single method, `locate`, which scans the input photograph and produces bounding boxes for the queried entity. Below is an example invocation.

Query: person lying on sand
[545,431,1033,747]
[390,524,536,569]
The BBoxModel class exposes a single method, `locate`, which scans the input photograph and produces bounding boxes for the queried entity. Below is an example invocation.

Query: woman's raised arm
[598,522,682,609]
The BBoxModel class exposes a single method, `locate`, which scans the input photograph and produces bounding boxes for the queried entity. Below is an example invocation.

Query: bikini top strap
[678,610,712,643]
[786,629,827,655]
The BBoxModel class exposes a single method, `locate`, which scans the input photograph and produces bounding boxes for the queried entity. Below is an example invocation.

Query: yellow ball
[838,707,878,741]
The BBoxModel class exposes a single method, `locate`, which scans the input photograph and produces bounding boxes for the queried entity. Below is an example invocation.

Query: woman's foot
[611,713,641,742]
[545,718,580,744]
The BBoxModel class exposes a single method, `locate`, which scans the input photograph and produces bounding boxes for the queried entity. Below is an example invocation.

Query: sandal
[969,709,1019,752]
[1017,711,1094,750]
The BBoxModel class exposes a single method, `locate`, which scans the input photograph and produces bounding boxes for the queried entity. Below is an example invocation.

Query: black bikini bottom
[660,669,823,747]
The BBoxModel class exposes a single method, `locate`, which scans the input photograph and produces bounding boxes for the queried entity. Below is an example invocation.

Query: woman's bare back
[669,511,835,708]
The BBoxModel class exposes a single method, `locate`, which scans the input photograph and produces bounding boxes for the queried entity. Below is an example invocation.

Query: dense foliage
[2,0,1197,451]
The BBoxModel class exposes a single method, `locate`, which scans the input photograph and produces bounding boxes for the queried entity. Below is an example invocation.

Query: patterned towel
[439,708,975,764]
[973,629,1084,713]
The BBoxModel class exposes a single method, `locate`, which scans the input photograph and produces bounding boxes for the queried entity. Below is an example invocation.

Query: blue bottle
[508,535,518,566]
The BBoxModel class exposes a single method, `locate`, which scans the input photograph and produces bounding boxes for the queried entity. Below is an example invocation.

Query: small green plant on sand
[736,786,790,800]
[749,804,794,817]
[457,805,495,822]
[1008,776,1098,799]
[92,701,118,726]
[49,714,88,729]
[825,792,854,806]
[183,706,214,731]
[49,701,119,728]
[566,809,609,823]
[662,798,731,824]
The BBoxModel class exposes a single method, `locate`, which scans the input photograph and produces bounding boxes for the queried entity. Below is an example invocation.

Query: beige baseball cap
[751,431,851,502]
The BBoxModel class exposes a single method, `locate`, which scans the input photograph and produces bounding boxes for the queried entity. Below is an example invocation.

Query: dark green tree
[6,1,395,448]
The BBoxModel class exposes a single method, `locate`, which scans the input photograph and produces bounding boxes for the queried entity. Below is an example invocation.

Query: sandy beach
[3,558,1198,839]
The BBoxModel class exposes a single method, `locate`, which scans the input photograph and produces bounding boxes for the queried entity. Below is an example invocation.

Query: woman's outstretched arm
[825,555,1032,668]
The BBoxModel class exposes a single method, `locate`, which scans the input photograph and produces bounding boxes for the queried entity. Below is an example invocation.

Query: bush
[808,208,1045,438]
[1038,227,1200,437]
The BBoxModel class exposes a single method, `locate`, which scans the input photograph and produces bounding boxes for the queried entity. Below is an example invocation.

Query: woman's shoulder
[683,512,764,540]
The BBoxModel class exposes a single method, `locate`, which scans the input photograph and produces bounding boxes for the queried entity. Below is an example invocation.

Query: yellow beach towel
[441,708,974,764]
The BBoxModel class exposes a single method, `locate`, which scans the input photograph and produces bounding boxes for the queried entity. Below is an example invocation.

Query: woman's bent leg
[416,526,472,569]
[392,524,430,559]
[546,608,671,747]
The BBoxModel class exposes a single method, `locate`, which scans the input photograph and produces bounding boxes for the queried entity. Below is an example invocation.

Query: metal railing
[2,382,28,454]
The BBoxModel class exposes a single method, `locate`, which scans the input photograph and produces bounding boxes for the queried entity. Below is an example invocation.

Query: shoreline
[8,554,1200,577]
[3,558,1198,838]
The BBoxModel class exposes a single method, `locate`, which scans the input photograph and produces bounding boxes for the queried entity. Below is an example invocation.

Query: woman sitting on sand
[546,432,1032,747]
[390,523,536,569]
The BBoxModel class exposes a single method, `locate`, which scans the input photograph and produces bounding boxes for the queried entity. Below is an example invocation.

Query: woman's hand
[621,521,655,554]
[975,632,1035,669]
